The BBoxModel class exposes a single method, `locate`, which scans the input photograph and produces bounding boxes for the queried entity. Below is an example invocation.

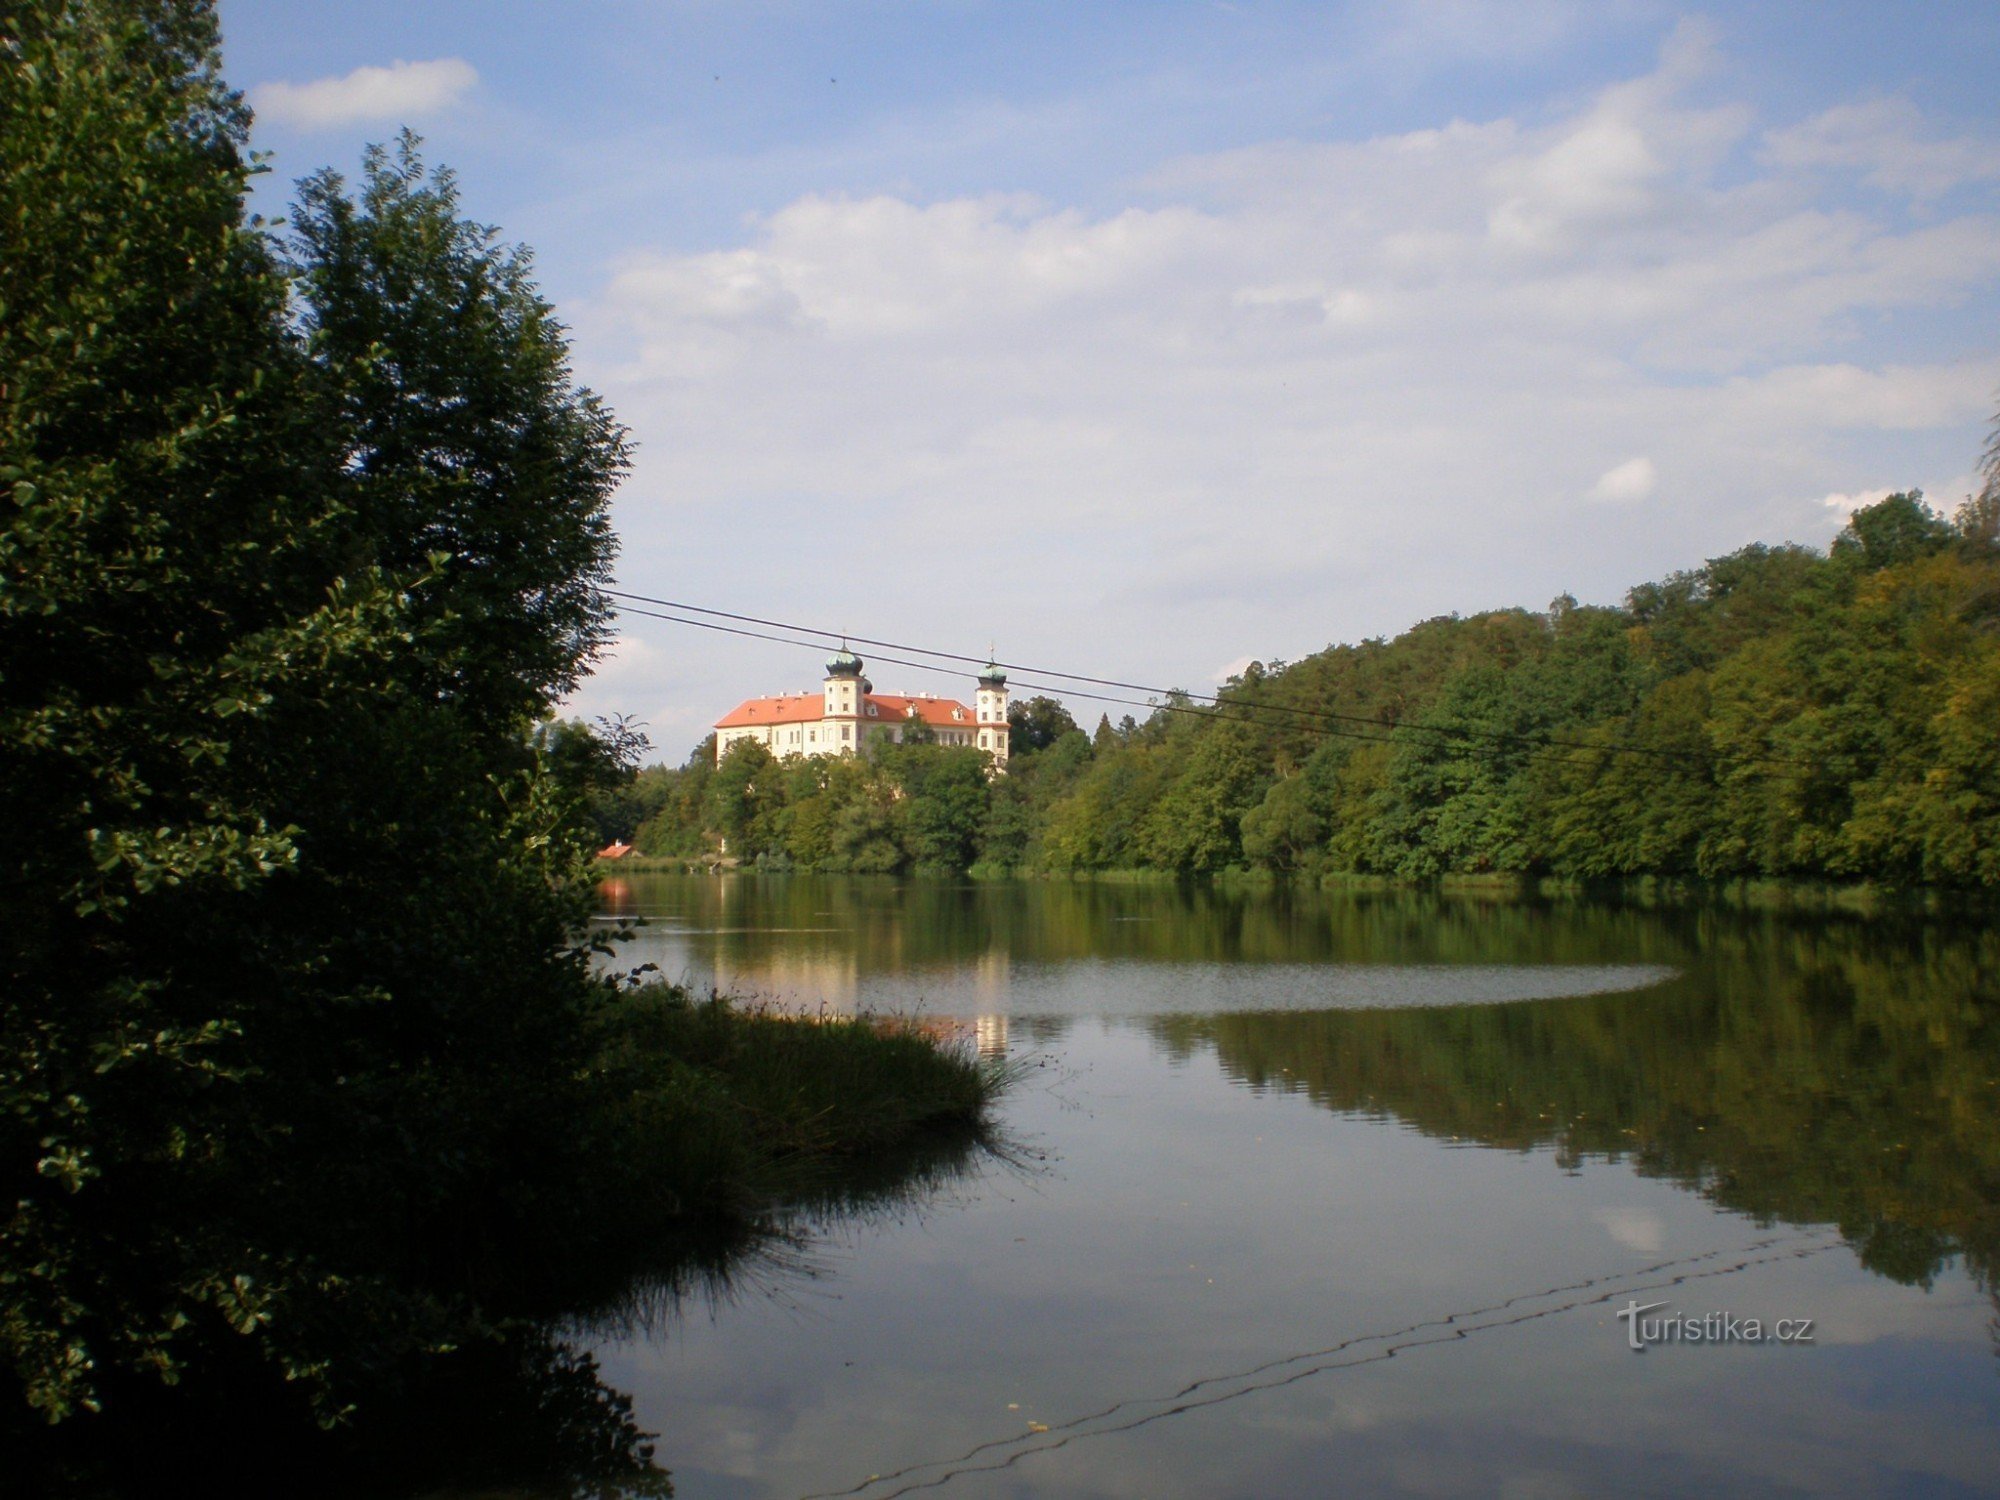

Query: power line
[602,596,1791,778]
[601,588,1812,779]
[600,586,1810,771]
[610,600,1450,760]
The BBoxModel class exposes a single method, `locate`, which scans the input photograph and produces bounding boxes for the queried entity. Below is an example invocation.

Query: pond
[588,873,2000,1498]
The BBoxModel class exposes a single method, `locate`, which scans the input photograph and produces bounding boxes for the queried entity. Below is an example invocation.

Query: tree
[1961,409,2000,553]
[1,0,632,1423]
[1832,492,1952,573]
[3,0,348,1418]
[1007,695,1080,756]
[978,775,1035,870]
[289,133,628,726]
[1981,403,2000,510]
[538,715,655,844]
[1241,773,1324,871]
[707,740,778,855]
[899,748,991,873]
[632,738,717,856]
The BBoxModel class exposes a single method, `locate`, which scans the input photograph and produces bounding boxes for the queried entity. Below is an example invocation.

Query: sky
[218,1,2000,762]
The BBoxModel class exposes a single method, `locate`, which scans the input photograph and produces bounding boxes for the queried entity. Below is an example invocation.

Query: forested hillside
[615,486,2000,888]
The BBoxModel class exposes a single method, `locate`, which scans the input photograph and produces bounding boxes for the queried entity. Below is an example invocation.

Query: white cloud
[1590,1207,1664,1254]
[1820,487,1895,518]
[1484,18,1753,256]
[562,30,2000,753]
[1763,98,2000,202]
[1588,457,1658,504]
[1723,359,2000,432]
[1487,113,1665,252]
[251,58,478,130]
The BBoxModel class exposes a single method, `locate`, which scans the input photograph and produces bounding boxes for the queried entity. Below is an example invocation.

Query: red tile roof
[867,694,982,728]
[714,692,994,730]
[714,693,825,729]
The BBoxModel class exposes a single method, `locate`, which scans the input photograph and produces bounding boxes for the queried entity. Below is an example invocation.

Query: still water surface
[590,874,2000,1498]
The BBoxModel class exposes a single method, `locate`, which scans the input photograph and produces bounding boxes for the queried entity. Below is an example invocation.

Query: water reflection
[603,874,2000,1287]
[605,873,1717,967]
[605,875,1689,1016]
[592,875,2000,1499]
[807,1229,1852,1500]
[12,1106,1006,1500]
[1147,920,2000,1290]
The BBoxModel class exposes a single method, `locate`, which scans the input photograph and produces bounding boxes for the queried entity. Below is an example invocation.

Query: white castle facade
[714,650,1010,770]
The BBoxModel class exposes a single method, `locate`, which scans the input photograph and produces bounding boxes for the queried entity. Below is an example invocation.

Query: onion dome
[826,646,864,678]
[978,660,1007,688]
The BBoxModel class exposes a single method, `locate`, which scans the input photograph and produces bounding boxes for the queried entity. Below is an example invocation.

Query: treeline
[620,487,2000,887]
[611,728,997,873]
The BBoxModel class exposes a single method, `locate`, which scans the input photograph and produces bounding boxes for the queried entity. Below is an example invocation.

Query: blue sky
[220,2,2000,758]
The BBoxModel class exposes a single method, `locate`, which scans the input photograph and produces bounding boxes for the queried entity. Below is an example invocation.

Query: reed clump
[588,987,1006,1224]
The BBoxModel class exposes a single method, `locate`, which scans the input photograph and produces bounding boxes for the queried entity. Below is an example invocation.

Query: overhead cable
[600,587,1815,778]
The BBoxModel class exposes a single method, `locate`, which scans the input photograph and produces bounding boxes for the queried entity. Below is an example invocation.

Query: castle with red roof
[714,649,1010,770]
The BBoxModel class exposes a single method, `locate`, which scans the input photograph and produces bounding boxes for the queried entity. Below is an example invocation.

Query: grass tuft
[587,986,1008,1226]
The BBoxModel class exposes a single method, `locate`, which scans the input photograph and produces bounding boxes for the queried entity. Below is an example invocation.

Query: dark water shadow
[5,1124,1024,1500]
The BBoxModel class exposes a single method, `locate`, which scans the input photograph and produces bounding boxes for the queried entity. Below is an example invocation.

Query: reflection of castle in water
[974,1014,1009,1059]
[703,936,1013,1057]
[971,947,1009,1010]
[707,945,1011,1058]
[711,950,860,1009]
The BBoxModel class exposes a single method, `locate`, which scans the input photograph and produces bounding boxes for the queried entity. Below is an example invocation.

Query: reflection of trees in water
[9,1126,1012,1500]
[581,1125,1042,1352]
[633,871,1737,975]
[1150,920,2000,1293]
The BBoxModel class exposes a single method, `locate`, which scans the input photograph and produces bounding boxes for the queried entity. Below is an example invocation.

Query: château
[714,649,1011,769]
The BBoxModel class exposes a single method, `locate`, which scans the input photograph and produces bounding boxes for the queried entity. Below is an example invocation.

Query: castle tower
[824,646,865,756]
[975,661,1010,771]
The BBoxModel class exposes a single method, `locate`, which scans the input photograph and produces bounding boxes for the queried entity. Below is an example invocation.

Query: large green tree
[1,0,629,1422]
[3,0,344,1418]
[289,134,626,726]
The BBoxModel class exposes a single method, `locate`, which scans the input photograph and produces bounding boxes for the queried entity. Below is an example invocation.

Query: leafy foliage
[289,132,627,725]
[0,0,634,1426]
[2,13,1006,1476]
[642,491,2000,888]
